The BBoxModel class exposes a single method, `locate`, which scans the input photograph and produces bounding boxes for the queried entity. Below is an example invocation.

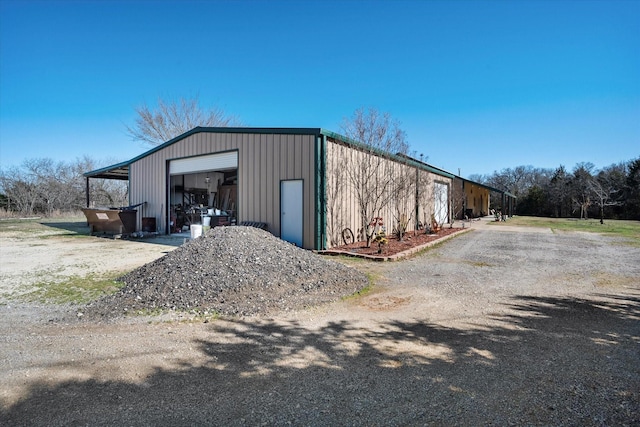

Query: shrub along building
[84,127,514,250]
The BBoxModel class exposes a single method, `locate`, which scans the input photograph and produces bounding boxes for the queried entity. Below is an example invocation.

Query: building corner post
[85,177,90,208]
[314,133,327,251]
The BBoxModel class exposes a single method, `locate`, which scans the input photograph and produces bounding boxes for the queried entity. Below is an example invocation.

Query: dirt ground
[1,219,639,426]
[0,219,182,299]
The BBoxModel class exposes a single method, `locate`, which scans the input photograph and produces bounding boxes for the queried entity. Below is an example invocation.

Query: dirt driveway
[0,220,182,299]
[1,221,639,426]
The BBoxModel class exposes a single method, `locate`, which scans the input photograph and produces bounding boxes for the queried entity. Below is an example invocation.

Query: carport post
[509,195,514,217]
[86,177,90,208]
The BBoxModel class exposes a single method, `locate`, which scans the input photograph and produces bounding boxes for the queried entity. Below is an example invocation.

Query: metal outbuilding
[85,127,511,250]
[452,177,517,220]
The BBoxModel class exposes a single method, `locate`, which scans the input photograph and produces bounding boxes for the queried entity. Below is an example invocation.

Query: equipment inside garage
[169,152,238,233]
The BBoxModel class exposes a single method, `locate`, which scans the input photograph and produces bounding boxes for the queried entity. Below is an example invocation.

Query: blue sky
[1,0,638,178]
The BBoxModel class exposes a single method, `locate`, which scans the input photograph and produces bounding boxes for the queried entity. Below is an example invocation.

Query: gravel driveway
[1,223,639,426]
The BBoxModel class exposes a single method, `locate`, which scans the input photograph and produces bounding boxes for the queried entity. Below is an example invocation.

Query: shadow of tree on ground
[39,221,91,236]
[2,293,639,426]
[39,220,183,246]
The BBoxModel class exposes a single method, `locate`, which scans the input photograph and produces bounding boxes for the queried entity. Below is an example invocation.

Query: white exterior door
[281,180,303,246]
[434,182,449,225]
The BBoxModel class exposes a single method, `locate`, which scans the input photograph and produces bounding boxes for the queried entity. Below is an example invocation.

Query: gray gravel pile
[87,226,368,318]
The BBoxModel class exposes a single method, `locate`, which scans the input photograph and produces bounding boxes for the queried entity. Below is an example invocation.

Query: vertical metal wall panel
[260,134,267,221]
[302,137,311,247]
[287,135,296,178]
[300,135,311,248]
[294,135,302,177]
[322,139,454,249]
[282,135,289,178]
[128,131,317,248]
[274,137,283,235]
[238,133,248,222]
[324,141,355,246]
[266,135,275,226]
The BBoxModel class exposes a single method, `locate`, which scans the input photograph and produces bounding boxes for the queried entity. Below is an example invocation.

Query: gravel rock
[87,226,368,318]
[2,222,639,426]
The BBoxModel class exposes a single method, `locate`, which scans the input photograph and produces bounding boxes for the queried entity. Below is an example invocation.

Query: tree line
[469,158,640,221]
[2,96,637,226]
[0,157,128,217]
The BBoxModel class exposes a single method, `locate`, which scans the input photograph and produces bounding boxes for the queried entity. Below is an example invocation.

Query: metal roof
[321,130,457,179]
[456,176,517,198]
[84,126,514,197]
[83,159,131,180]
[84,127,324,180]
[393,153,457,179]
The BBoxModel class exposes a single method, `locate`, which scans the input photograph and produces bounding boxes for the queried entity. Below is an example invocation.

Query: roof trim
[126,127,324,166]
[84,127,324,179]
[393,153,457,179]
[321,130,457,179]
[457,176,517,198]
[84,127,513,194]
[83,159,131,180]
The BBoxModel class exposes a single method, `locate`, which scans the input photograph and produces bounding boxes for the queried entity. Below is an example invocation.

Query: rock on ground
[87,226,368,318]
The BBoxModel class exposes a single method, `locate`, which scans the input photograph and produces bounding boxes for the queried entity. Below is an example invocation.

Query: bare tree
[325,144,347,247]
[126,96,241,146]
[415,168,433,233]
[390,158,416,240]
[0,166,39,216]
[449,179,467,228]
[340,107,409,247]
[588,173,620,224]
[570,162,595,219]
[21,158,77,215]
[0,157,128,217]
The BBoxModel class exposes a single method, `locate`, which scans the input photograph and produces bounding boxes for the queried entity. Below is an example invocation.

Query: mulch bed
[329,227,462,258]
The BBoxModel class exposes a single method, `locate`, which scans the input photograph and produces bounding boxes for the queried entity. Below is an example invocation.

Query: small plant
[21,274,123,304]
[373,229,388,254]
[395,213,410,240]
[342,280,375,301]
[365,217,385,247]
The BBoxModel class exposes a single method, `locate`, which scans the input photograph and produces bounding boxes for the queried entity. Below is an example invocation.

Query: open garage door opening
[168,151,238,234]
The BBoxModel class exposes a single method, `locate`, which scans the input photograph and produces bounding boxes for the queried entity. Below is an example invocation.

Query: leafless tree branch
[126,96,241,146]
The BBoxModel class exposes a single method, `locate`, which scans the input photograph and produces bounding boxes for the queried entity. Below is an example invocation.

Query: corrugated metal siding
[324,142,358,246]
[416,169,435,227]
[323,139,452,249]
[129,131,317,249]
